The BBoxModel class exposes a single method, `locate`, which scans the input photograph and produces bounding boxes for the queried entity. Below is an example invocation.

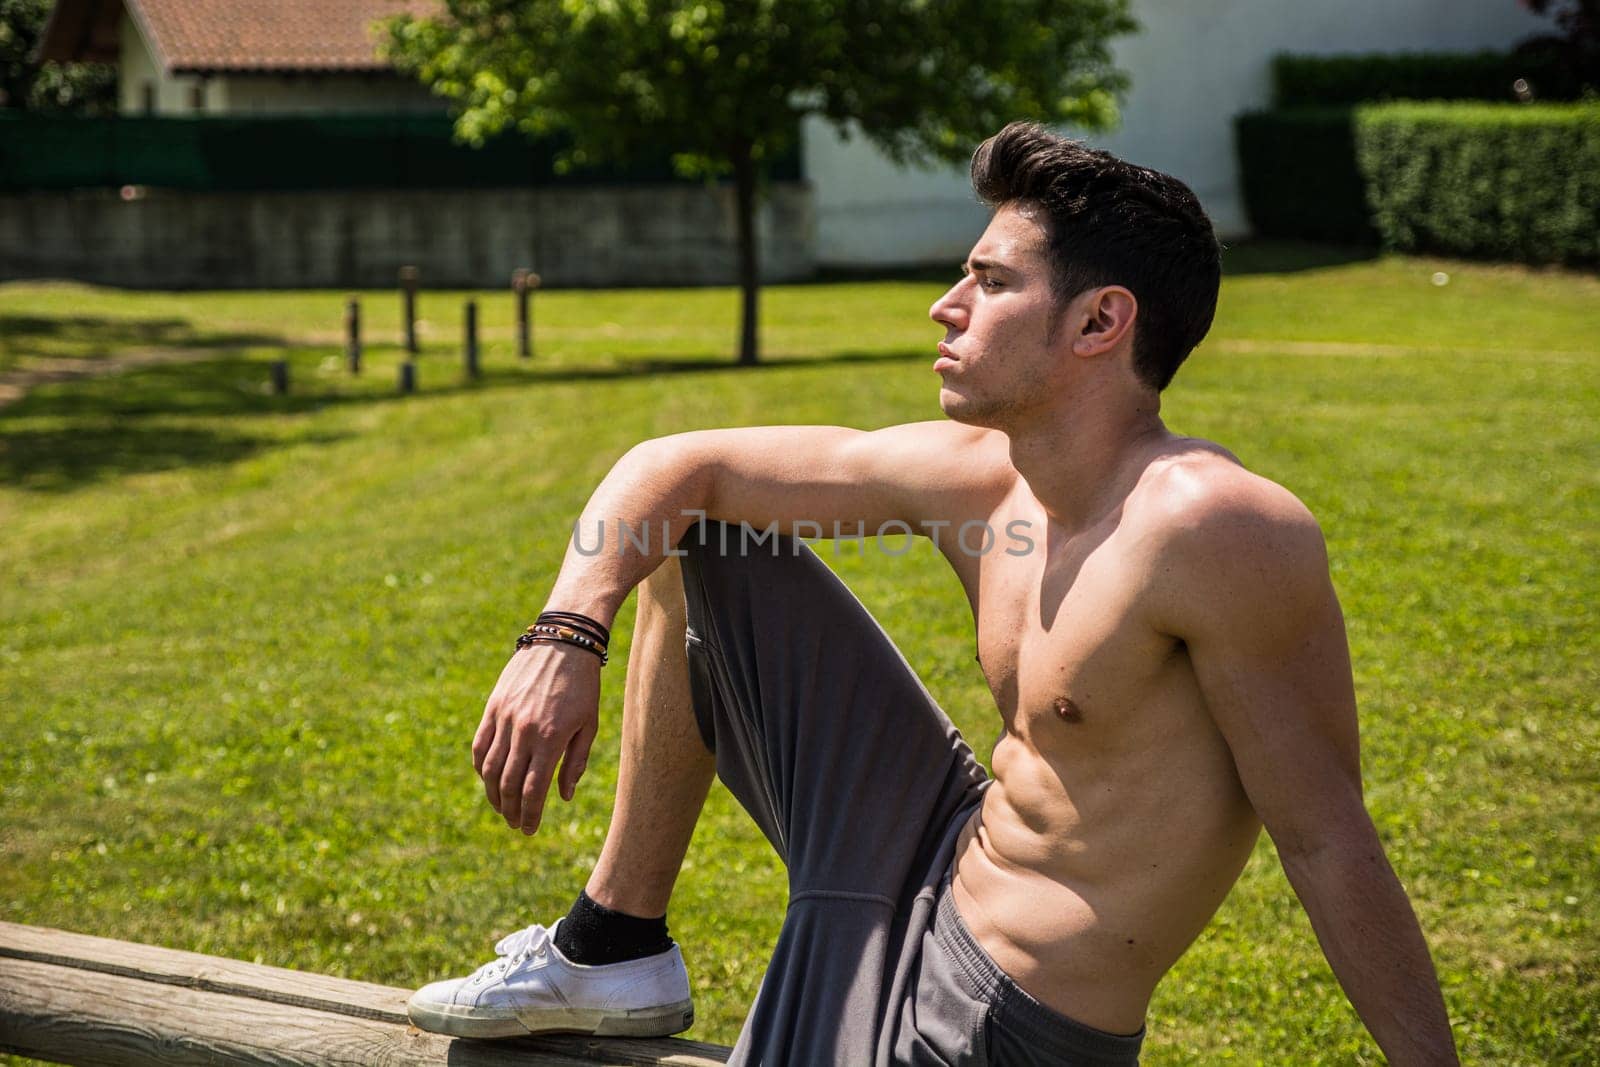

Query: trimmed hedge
[1355,101,1600,264]
[1235,109,1377,244]
[1273,50,1591,107]
[1237,102,1600,263]
[1239,47,1594,247]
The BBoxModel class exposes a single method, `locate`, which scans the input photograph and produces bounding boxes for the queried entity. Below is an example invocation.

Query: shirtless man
[408,123,1460,1065]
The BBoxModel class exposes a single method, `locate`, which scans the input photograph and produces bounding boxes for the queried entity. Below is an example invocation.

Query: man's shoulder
[1127,439,1327,592]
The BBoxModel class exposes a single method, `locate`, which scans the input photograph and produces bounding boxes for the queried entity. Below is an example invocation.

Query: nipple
[1053,696,1083,723]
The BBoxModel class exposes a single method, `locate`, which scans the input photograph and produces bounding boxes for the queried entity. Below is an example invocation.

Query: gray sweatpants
[676,521,1146,1066]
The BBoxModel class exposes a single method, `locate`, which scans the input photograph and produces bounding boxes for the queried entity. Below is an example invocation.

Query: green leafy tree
[1520,0,1598,50]
[1,0,116,113]
[384,0,1136,364]
[1517,0,1600,90]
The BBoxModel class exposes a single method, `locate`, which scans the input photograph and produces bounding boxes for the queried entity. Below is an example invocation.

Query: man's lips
[934,342,958,373]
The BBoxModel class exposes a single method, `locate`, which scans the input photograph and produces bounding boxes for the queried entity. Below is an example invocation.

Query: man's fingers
[479,727,512,813]
[472,644,600,830]
[472,711,495,776]
[557,722,597,803]
[498,732,535,828]
[518,750,561,835]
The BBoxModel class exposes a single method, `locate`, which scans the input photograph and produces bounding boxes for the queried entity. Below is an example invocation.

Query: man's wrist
[539,589,619,633]
[516,619,609,664]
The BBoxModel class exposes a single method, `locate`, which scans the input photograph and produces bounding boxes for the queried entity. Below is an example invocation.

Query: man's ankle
[554,889,673,965]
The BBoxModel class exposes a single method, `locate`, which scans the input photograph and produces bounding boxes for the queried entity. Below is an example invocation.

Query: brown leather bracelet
[515,623,608,665]
[536,610,611,647]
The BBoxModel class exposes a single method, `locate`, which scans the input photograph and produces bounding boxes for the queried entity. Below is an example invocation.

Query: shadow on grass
[533,346,926,383]
[0,422,287,492]
[0,314,286,368]
[0,357,350,492]
[6,358,342,420]
[8,347,924,418]
[0,346,919,491]
[1221,241,1380,276]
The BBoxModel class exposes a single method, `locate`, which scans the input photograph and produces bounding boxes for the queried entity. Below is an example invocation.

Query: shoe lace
[492,923,552,967]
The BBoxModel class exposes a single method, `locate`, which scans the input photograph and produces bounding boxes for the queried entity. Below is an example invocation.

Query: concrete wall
[806,0,1557,266]
[0,184,814,289]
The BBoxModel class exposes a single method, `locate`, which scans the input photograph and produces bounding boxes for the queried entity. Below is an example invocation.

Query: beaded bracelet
[516,623,608,665]
[536,610,610,647]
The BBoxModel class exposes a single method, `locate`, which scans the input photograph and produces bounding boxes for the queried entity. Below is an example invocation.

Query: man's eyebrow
[963,256,1004,273]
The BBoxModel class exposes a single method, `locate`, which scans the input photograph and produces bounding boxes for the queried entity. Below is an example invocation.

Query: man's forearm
[1280,831,1459,1065]
[543,436,714,626]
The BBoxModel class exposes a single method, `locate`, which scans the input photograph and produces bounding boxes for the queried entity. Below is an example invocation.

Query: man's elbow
[621,433,710,482]
[1269,797,1381,869]
[625,431,703,466]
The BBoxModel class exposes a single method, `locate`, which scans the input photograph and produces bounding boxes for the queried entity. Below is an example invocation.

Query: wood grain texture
[0,923,730,1067]
[0,921,411,1023]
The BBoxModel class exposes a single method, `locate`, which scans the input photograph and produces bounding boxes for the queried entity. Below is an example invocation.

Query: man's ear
[1071,286,1137,359]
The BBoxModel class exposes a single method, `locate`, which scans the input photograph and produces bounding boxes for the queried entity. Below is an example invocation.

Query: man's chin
[938,389,1005,429]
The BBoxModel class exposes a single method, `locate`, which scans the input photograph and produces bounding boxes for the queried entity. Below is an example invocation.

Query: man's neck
[1005,381,1169,535]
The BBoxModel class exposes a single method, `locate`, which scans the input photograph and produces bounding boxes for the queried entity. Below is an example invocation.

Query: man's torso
[936,432,1265,1035]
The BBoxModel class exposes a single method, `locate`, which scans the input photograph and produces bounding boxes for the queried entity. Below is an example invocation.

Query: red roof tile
[41,0,438,73]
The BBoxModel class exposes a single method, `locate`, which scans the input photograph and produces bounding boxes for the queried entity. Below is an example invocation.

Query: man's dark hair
[971,122,1222,392]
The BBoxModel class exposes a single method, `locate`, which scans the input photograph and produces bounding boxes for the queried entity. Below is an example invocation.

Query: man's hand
[472,643,601,834]
[478,420,1005,831]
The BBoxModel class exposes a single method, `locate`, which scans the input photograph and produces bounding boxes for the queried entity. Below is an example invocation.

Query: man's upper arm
[660,421,1008,540]
[1153,477,1369,857]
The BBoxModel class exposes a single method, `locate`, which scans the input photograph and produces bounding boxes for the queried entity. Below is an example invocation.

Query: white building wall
[806,0,1555,266]
[118,14,209,115]
[116,14,445,117]
[215,75,446,115]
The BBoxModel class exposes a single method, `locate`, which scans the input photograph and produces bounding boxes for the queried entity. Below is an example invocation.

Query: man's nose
[929,279,969,331]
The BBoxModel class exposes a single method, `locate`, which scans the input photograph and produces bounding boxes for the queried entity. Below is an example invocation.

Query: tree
[1521,0,1599,48]
[1517,0,1600,88]
[383,0,1136,365]
[0,0,116,113]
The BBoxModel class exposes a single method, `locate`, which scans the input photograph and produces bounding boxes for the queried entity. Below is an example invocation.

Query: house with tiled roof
[38,0,442,115]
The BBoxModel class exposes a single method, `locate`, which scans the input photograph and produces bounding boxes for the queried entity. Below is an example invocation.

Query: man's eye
[981,276,1004,290]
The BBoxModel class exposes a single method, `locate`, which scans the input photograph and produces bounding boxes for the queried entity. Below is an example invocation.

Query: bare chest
[973,537,1174,745]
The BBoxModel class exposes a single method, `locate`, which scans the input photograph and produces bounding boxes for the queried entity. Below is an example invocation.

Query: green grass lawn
[1,247,1596,1064]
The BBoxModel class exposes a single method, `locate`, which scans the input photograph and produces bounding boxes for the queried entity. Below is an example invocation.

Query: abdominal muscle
[950,725,1262,1036]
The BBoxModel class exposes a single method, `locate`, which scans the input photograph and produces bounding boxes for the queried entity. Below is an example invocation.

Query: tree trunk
[731,141,760,366]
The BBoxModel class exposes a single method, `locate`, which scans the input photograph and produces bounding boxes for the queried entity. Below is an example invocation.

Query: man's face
[929,203,1071,429]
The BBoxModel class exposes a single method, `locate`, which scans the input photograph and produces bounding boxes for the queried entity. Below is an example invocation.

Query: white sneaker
[407,919,694,1039]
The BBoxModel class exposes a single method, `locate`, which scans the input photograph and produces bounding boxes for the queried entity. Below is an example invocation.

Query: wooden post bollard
[270,359,289,396]
[345,297,362,374]
[398,360,416,394]
[399,265,419,354]
[463,299,479,379]
[527,271,541,359]
[512,268,533,359]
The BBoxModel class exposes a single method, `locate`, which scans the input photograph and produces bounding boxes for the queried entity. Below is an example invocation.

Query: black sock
[554,890,673,965]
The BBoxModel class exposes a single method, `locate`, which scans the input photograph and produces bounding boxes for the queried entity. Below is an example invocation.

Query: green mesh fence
[0,114,800,191]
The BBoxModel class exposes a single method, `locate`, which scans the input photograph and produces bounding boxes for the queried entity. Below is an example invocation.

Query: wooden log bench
[0,922,731,1066]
